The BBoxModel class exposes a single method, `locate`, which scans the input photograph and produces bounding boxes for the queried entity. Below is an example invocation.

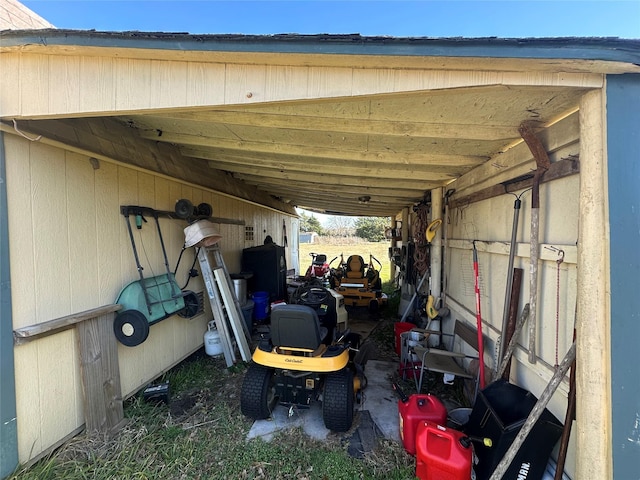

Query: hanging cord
[546,246,565,368]
[174,245,200,290]
[12,119,42,141]
[174,246,187,275]
[413,203,430,276]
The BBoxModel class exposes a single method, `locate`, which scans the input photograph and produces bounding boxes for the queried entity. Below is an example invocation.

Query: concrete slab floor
[246,360,401,444]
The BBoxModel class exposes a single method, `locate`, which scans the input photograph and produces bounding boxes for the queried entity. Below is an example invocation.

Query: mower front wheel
[241,364,277,420]
[322,368,354,432]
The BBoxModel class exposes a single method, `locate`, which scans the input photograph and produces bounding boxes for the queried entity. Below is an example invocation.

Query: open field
[298,240,393,284]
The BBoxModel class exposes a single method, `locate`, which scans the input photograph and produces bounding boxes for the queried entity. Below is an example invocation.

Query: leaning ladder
[196,244,252,366]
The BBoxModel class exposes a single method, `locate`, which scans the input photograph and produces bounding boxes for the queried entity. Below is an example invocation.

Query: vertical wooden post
[430,187,443,301]
[76,311,125,435]
[576,89,612,479]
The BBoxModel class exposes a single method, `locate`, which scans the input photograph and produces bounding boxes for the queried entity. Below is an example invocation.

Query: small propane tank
[204,321,223,357]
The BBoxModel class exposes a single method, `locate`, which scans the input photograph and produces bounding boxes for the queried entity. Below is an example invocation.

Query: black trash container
[241,243,287,302]
[465,379,563,480]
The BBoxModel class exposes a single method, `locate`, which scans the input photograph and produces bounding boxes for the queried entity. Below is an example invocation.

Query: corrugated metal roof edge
[1,29,639,64]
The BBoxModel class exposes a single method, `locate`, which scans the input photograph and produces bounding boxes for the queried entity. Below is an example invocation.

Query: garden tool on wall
[497,188,530,364]
[472,240,486,389]
[518,123,550,364]
[424,218,445,319]
[402,218,445,322]
[114,206,199,347]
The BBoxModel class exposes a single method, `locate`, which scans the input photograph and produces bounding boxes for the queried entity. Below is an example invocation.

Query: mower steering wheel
[299,286,329,306]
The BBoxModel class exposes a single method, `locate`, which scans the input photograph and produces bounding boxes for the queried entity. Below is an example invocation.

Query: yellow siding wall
[5,133,295,464]
[0,52,602,119]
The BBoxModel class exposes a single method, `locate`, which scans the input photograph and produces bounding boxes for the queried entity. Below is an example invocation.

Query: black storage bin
[241,244,287,302]
[465,379,563,480]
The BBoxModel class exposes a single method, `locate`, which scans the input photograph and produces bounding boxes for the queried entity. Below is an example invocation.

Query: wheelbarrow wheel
[322,368,354,432]
[241,364,277,420]
[114,310,149,347]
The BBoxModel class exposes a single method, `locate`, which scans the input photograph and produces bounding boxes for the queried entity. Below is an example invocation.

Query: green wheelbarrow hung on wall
[114,205,201,347]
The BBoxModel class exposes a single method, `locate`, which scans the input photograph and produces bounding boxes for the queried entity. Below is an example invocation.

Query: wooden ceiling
[116,84,586,217]
[4,32,624,218]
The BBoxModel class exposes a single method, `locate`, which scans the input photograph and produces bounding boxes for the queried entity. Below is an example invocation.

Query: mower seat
[345,255,366,280]
[313,254,327,265]
[270,304,328,351]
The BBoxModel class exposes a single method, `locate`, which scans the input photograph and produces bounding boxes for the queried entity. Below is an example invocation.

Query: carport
[1,26,639,479]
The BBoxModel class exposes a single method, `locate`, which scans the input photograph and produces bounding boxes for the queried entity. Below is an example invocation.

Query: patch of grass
[10,352,417,480]
[299,241,392,284]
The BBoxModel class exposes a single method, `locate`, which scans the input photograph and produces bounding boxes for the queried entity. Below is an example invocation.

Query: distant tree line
[299,212,388,242]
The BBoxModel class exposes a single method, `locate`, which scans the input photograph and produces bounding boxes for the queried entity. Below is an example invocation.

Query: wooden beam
[190,147,471,177]
[204,158,458,183]
[448,156,579,209]
[14,304,122,345]
[266,184,426,202]
[154,111,520,141]
[1,120,299,216]
[146,131,487,167]
[233,170,439,190]
[452,112,580,194]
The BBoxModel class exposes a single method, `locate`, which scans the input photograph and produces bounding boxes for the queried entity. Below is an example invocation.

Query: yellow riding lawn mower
[330,254,388,312]
[240,304,365,432]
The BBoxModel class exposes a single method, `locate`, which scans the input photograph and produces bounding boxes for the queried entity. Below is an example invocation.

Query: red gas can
[398,393,447,455]
[415,421,473,480]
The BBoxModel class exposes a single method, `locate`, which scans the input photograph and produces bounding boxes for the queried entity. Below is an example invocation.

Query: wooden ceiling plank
[201,156,465,182]
[144,131,487,166]
[153,110,519,141]
[185,146,467,172]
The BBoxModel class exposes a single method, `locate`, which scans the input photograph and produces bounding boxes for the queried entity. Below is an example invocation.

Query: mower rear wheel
[241,364,277,420]
[322,368,354,432]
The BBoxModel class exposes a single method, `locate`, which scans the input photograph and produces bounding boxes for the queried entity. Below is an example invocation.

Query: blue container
[252,291,269,321]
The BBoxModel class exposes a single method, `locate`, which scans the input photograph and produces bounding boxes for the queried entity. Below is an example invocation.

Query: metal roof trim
[1,29,639,65]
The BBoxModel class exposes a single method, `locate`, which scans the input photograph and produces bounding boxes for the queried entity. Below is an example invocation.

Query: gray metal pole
[498,196,522,362]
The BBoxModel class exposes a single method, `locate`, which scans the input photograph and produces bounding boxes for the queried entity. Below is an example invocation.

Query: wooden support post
[576,89,612,480]
[14,305,126,437]
[76,311,126,435]
[430,187,443,300]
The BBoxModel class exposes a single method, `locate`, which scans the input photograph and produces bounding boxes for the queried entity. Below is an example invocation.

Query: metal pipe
[498,192,526,362]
